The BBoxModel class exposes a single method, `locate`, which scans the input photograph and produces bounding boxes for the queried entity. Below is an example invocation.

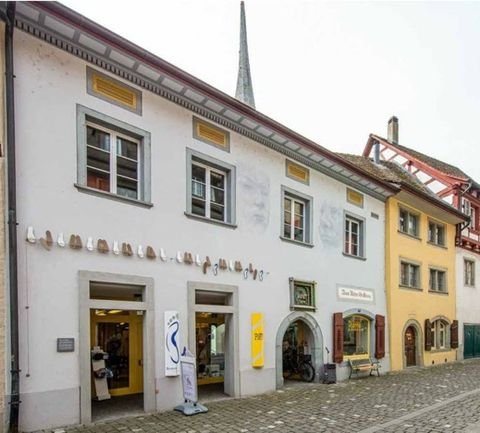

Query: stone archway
[402,319,424,369]
[275,312,323,388]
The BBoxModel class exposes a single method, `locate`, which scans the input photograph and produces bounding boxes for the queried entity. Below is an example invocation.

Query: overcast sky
[62,0,480,180]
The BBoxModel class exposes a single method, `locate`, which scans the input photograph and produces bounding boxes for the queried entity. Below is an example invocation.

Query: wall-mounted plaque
[337,285,375,303]
[289,278,316,311]
[57,338,75,353]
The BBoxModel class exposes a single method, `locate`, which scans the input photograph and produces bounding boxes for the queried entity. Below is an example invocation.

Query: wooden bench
[348,358,380,379]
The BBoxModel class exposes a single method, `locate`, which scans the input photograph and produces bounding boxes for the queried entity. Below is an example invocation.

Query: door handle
[138,359,143,367]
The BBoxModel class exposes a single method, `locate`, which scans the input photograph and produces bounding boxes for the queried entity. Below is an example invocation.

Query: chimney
[373,141,381,164]
[388,116,399,144]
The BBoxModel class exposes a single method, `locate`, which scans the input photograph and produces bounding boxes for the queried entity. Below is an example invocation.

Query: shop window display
[343,315,370,359]
[196,312,225,385]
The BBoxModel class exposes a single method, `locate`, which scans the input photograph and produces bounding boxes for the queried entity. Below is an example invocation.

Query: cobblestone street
[42,359,480,433]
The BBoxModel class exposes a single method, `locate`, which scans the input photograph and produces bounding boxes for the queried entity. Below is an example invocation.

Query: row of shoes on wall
[25,227,264,280]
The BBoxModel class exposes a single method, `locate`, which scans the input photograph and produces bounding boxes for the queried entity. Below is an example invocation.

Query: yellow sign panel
[347,188,364,207]
[251,312,264,368]
[286,160,310,184]
[197,122,228,147]
[92,73,138,109]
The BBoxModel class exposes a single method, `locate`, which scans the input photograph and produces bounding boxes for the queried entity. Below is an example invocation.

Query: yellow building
[385,192,464,370]
[342,152,466,371]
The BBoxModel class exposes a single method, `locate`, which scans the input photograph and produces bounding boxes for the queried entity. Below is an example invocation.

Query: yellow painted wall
[386,197,457,371]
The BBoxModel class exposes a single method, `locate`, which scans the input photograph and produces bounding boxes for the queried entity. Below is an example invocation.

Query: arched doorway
[275,312,323,388]
[405,326,417,366]
[282,320,315,382]
[402,320,423,369]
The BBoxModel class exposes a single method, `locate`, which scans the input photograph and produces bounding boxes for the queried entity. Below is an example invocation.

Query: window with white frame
[429,268,447,293]
[400,261,420,289]
[86,122,140,199]
[191,161,227,222]
[76,105,151,203]
[428,220,446,246]
[465,259,475,287]
[431,320,448,349]
[399,208,419,237]
[284,196,306,242]
[186,149,236,225]
[344,215,364,258]
[281,187,312,245]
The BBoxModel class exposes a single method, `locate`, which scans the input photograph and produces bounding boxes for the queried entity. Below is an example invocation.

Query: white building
[6,2,396,431]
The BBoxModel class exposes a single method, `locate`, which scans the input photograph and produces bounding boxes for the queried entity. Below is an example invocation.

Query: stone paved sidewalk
[46,359,480,433]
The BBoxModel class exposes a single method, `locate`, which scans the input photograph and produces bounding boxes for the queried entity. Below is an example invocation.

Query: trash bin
[322,363,336,384]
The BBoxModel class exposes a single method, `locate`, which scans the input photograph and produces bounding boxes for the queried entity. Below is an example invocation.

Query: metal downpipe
[3,2,20,432]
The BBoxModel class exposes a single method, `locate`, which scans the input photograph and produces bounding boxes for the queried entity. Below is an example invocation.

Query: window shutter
[375,315,385,359]
[425,319,432,351]
[451,320,459,349]
[333,313,344,363]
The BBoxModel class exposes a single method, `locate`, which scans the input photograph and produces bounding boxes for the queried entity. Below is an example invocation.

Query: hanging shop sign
[165,311,180,376]
[251,312,264,368]
[337,286,374,303]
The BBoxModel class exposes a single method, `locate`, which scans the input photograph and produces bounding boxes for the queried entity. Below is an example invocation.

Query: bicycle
[282,347,315,382]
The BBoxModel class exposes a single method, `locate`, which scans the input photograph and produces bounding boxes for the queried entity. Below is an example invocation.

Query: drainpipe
[3,2,20,432]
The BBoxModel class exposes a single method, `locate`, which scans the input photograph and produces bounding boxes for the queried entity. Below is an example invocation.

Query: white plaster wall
[456,248,480,360]
[14,31,388,431]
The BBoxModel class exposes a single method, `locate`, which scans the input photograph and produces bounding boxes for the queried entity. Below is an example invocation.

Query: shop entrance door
[189,285,238,400]
[90,310,144,397]
[196,312,227,397]
[405,326,416,367]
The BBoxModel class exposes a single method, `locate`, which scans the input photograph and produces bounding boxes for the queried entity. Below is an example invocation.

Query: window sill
[344,354,370,361]
[430,347,452,353]
[428,290,449,295]
[399,285,423,292]
[465,284,476,288]
[342,252,366,261]
[427,241,447,250]
[184,212,237,229]
[398,230,422,241]
[75,184,153,208]
[279,236,314,248]
[290,305,316,312]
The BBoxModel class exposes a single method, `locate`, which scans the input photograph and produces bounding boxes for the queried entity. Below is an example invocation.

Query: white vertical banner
[165,311,180,376]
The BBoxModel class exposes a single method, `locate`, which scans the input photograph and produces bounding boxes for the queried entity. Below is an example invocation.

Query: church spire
[235,1,256,108]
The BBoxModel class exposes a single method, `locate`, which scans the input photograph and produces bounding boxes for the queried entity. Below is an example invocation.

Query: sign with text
[165,311,180,376]
[180,353,198,403]
[57,338,75,353]
[337,286,374,303]
[251,312,264,368]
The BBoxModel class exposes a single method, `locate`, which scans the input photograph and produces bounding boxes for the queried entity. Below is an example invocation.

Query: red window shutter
[425,319,432,351]
[375,315,385,359]
[451,320,459,349]
[333,312,344,363]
